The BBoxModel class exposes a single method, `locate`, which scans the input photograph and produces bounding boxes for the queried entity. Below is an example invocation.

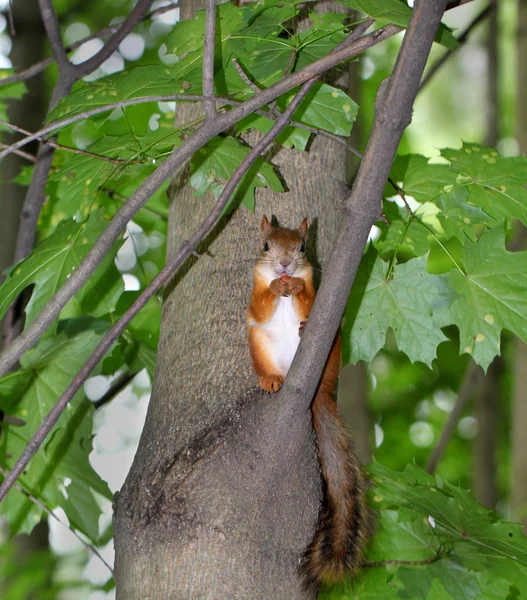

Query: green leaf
[0,79,27,131]
[377,204,433,258]
[443,228,527,370]
[0,320,113,540]
[278,82,358,137]
[0,209,124,330]
[343,250,450,367]
[390,154,457,204]
[189,135,283,214]
[48,65,182,122]
[441,143,527,228]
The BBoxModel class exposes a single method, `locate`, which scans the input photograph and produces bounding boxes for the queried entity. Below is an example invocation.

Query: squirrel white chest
[260,297,301,376]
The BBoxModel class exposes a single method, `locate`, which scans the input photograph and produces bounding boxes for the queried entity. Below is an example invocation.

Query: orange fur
[246,217,365,585]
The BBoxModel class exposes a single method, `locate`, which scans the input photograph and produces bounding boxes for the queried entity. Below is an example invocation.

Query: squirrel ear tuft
[298,218,308,240]
[260,215,272,243]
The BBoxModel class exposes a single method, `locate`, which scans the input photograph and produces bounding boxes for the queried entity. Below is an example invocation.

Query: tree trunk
[511,0,527,531]
[0,2,51,597]
[472,0,500,510]
[474,358,501,509]
[114,2,350,597]
[1,0,47,344]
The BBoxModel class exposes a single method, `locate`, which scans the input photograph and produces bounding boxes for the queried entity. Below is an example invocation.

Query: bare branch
[93,370,138,409]
[38,0,73,74]
[203,0,217,121]
[73,0,155,78]
[0,23,399,379]
[0,141,36,162]
[0,75,319,504]
[0,119,134,165]
[274,0,449,420]
[0,465,114,575]
[426,362,483,474]
[232,57,262,94]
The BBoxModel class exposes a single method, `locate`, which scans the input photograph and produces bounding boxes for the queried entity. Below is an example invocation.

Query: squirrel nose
[280,258,291,267]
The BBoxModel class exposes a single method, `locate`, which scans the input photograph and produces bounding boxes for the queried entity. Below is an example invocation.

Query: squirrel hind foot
[259,374,284,393]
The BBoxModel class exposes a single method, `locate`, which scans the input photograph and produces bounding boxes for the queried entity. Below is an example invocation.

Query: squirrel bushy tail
[304,385,365,584]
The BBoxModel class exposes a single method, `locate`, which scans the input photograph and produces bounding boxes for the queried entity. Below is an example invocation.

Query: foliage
[0,0,524,597]
[321,463,527,599]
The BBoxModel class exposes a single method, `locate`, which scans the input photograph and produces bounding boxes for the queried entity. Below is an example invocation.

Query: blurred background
[0,0,524,597]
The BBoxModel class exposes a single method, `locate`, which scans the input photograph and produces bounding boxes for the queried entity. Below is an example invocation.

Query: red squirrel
[246,216,365,584]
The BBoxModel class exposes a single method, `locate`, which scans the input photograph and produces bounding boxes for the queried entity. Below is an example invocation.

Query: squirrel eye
[264,242,270,251]
[300,243,305,253]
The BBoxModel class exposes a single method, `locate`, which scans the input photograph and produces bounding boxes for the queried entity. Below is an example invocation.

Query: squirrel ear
[298,218,308,240]
[260,215,272,244]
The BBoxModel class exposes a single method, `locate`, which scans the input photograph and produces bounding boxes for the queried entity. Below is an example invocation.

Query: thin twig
[232,58,262,94]
[0,465,114,575]
[0,24,399,380]
[73,0,154,78]
[420,5,491,91]
[94,370,137,409]
[0,74,320,504]
[202,0,217,121]
[0,141,36,163]
[0,119,134,165]
[426,361,483,474]
[363,552,446,568]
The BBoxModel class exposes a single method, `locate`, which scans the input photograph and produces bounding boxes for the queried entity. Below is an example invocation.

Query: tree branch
[0,74,319,504]
[202,0,217,121]
[38,0,73,74]
[426,361,483,474]
[0,23,399,378]
[274,0,449,421]
[73,0,155,78]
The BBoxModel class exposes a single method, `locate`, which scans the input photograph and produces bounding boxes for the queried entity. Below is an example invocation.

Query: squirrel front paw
[269,278,290,297]
[259,374,284,393]
[289,277,304,295]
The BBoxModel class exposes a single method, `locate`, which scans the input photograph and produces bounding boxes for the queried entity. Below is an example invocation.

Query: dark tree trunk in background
[473,0,500,510]
[511,0,527,531]
[1,0,47,344]
[114,1,354,597]
[474,358,501,509]
[0,1,50,596]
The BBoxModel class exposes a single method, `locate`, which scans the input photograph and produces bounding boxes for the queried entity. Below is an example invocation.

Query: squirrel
[246,215,365,584]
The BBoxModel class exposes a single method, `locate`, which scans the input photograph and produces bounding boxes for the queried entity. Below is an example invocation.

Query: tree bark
[474,358,501,509]
[114,2,348,597]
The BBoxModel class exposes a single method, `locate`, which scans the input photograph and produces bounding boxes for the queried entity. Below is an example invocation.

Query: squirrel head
[256,216,311,282]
